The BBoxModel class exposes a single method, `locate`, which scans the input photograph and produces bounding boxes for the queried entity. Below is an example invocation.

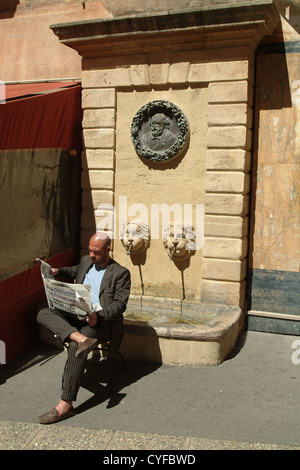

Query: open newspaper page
[36,259,93,320]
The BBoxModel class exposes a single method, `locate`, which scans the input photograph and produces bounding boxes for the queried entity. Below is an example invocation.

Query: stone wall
[80,57,253,307]
[67,3,280,310]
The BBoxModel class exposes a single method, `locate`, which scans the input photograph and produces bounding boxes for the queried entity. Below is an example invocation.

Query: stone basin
[120,296,242,365]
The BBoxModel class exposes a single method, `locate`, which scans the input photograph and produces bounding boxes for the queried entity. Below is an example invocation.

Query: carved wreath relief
[131,100,189,162]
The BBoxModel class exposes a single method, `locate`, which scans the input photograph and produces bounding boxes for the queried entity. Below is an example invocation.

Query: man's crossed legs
[36,308,111,424]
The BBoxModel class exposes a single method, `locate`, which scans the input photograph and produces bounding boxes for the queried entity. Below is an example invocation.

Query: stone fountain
[50,1,280,364]
[118,217,241,365]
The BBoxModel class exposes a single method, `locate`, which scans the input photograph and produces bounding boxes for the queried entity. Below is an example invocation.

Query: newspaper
[36,259,93,320]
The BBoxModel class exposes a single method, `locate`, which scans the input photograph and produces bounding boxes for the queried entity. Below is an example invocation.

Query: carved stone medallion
[131,100,189,162]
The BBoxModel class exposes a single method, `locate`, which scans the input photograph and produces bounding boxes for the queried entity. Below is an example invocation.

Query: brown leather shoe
[75,337,98,359]
[38,407,75,425]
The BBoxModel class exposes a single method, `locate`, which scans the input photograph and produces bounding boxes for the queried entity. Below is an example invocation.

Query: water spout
[125,242,133,262]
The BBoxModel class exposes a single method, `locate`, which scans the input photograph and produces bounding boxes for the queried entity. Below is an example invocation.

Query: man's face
[150,115,165,137]
[89,239,110,268]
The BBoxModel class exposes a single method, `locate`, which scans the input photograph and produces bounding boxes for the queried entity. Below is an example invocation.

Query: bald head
[89,232,111,268]
[90,232,111,246]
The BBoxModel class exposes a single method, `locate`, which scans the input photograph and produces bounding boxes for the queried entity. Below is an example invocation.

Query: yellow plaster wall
[114,87,207,300]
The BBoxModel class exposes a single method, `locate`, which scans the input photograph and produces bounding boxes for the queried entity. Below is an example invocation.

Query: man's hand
[50,268,59,276]
[86,312,98,327]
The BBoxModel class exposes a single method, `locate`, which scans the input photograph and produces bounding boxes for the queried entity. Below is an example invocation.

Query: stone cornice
[50,1,280,58]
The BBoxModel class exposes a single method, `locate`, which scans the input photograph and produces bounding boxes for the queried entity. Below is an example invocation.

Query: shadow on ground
[0,342,63,385]
[0,341,162,415]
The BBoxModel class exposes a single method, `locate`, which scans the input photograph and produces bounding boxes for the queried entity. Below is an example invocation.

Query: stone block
[206,149,251,172]
[130,63,150,86]
[205,193,249,216]
[82,68,131,88]
[203,237,248,260]
[203,258,247,282]
[82,149,115,170]
[206,171,250,194]
[208,81,253,104]
[207,103,252,127]
[204,215,248,239]
[207,126,252,150]
[83,129,115,149]
[82,189,114,210]
[82,88,116,108]
[82,108,115,128]
[169,62,189,83]
[149,63,170,85]
[189,60,250,83]
[81,169,114,190]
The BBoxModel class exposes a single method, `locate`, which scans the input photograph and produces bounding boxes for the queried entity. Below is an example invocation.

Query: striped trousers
[37,308,112,401]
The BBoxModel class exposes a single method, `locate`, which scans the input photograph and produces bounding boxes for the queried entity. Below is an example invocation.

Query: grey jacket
[58,255,131,323]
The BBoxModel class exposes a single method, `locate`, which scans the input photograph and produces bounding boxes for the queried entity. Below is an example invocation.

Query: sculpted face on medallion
[131,100,189,163]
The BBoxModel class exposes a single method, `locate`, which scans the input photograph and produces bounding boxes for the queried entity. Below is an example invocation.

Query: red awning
[4,81,80,100]
[0,82,82,149]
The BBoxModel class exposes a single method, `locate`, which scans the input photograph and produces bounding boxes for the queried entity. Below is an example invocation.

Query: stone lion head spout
[120,219,151,255]
[163,222,196,261]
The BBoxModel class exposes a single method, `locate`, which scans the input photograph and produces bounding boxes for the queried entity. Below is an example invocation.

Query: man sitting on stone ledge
[37,232,131,424]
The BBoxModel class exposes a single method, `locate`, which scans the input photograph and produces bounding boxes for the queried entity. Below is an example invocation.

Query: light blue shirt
[83,264,106,306]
